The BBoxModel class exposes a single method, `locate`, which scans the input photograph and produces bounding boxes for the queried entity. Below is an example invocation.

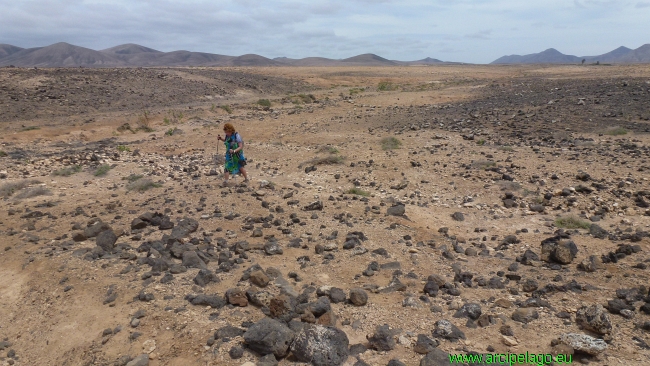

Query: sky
[1,0,649,64]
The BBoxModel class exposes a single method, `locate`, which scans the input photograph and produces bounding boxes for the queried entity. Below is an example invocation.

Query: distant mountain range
[0,42,446,67]
[491,44,650,64]
[2,42,649,67]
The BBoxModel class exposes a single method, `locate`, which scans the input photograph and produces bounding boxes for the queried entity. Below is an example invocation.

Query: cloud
[636,1,650,8]
[465,30,492,40]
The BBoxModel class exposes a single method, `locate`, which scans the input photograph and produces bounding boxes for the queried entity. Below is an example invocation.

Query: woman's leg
[240,167,249,181]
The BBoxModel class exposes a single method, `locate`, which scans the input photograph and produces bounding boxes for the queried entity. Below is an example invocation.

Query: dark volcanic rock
[576,304,612,335]
[453,303,482,320]
[367,324,397,351]
[414,334,438,354]
[182,250,207,269]
[243,317,295,358]
[349,288,368,306]
[432,320,465,341]
[387,204,405,216]
[185,294,226,308]
[511,308,539,324]
[420,348,451,366]
[96,229,117,253]
[451,212,465,221]
[193,269,219,287]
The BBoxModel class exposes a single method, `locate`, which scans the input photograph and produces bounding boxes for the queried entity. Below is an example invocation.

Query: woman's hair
[223,123,236,134]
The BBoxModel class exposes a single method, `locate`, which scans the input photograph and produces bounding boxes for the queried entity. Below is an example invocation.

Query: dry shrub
[127,178,161,192]
[0,179,42,198]
[14,186,52,199]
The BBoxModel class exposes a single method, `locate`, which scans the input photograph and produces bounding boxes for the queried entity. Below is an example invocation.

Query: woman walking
[217,123,249,187]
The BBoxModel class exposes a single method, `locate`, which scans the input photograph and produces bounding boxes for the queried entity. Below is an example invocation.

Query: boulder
[243,318,295,358]
[290,325,349,366]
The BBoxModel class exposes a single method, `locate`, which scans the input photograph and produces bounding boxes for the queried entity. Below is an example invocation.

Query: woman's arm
[234,140,244,153]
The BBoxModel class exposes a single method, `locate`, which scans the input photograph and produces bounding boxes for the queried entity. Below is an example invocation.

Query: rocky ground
[0,64,649,366]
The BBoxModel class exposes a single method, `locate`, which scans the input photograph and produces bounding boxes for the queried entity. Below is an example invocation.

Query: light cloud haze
[0,0,648,63]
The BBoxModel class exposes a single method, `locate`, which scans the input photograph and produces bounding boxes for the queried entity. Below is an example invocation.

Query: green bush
[52,165,82,177]
[347,187,370,196]
[257,99,272,107]
[555,215,591,229]
[380,137,401,150]
[117,145,130,152]
[220,105,233,114]
[94,164,112,177]
[476,139,486,145]
[21,126,40,131]
[349,88,364,95]
[377,81,396,91]
[604,127,628,136]
[0,151,7,157]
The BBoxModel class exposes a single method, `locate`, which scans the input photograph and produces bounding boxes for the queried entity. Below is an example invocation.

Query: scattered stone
[511,308,539,324]
[387,204,405,216]
[420,348,451,366]
[125,354,149,366]
[451,212,465,221]
[250,270,270,287]
[349,288,368,306]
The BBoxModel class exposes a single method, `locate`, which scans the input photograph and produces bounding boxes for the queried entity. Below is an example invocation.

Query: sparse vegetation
[123,174,143,183]
[305,155,345,166]
[21,126,40,131]
[377,81,396,91]
[349,88,364,95]
[15,186,52,199]
[165,127,182,136]
[52,165,82,177]
[347,187,370,196]
[498,145,514,152]
[381,137,402,150]
[291,94,316,104]
[165,110,184,124]
[0,151,7,157]
[220,105,233,114]
[0,179,42,198]
[117,145,130,152]
[94,164,112,177]
[127,178,161,192]
[117,123,135,133]
[604,127,628,136]
[471,160,496,170]
[555,215,591,229]
[136,110,153,132]
[317,146,339,154]
[498,181,521,191]
[257,99,272,108]
[476,139,486,145]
